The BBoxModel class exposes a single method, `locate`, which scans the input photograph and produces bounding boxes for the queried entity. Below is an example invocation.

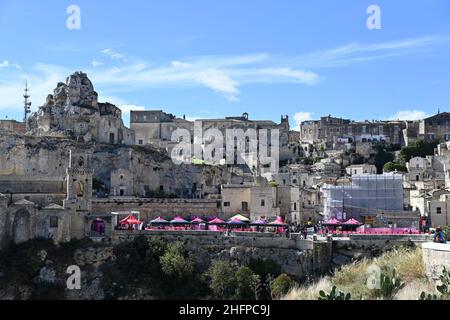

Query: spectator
[434,227,447,244]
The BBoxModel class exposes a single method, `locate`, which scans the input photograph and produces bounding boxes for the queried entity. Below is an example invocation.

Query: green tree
[160,241,194,281]
[206,260,238,299]
[235,266,256,300]
[400,139,440,162]
[383,161,408,173]
[271,274,296,299]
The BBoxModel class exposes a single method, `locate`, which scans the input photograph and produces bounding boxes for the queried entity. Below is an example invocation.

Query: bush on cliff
[205,260,258,300]
[271,274,296,299]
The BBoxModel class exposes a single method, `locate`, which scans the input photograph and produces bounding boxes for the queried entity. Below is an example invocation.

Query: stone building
[0,149,101,249]
[289,186,323,224]
[0,120,26,134]
[130,110,193,146]
[131,111,292,171]
[300,115,406,147]
[419,112,450,141]
[110,169,135,197]
[410,189,450,228]
[220,181,279,220]
[345,164,377,176]
[406,156,444,190]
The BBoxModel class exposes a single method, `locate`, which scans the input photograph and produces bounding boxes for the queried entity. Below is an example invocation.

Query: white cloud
[293,111,314,130]
[91,59,103,67]
[389,110,431,120]
[101,49,128,62]
[171,61,191,68]
[118,104,146,114]
[0,63,69,111]
[0,60,21,69]
[195,69,240,101]
[292,34,450,68]
[87,54,319,102]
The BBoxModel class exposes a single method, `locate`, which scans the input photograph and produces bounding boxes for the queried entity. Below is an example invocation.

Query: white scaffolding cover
[321,173,404,219]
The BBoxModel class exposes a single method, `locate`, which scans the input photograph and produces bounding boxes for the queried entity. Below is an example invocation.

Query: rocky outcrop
[26,72,134,145]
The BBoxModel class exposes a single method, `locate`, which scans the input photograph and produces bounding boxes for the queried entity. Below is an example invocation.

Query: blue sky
[0,0,450,129]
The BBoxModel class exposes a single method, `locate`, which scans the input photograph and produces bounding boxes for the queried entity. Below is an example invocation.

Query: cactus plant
[318,286,351,300]
[374,268,405,300]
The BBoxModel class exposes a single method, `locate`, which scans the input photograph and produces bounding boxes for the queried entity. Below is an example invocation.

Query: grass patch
[284,246,428,300]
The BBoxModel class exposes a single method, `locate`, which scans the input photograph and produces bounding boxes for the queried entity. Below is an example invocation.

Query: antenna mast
[23,80,32,122]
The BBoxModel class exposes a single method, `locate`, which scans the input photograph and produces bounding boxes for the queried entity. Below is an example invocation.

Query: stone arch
[91,218,106,236]
[12,208,31,244]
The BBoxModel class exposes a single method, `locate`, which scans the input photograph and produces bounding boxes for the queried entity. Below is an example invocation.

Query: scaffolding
[322,173,404,220]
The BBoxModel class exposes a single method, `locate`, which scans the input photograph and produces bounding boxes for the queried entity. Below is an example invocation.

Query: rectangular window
[242,201,249,211]
[261,199,265,207]
[223,201,230,207]
[436,207,442,214]
[138,139,143,145]
[50,216,58,228]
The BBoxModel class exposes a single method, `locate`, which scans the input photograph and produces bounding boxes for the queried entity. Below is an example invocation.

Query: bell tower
[64,149,93,211]
[63,149,94,239]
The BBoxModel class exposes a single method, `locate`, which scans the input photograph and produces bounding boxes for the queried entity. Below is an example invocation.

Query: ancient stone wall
[111,230,332,278]
[422,242,450,281]
[92,198,220,218]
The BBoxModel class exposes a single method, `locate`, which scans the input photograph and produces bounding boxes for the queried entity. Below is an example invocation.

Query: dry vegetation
[284,246,440,300]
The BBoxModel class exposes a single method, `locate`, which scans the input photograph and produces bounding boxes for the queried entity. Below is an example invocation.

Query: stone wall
[111,230,332,278]
[92,198,220,218]
[422,242,450,281]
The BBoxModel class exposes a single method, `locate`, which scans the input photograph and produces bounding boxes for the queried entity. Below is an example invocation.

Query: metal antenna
[23,80,32,122]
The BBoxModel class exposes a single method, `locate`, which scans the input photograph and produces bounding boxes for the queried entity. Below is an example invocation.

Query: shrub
[400,139,440,162]
[271,274,296,299]
[235,267,256,300]
[160,241,194,281]
[206,260,238,300]
[383,162,407,173]
[443,225,450,241]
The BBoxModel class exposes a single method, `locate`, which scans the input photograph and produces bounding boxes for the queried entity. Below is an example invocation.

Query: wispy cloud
[91,59,104,68]
[389,110,431,120]
[88,53,319,101]
[1,34,449,113]
[101,49,129,63]
[0,63,70,111]
[0,60,21,69]
[292,34,450,68]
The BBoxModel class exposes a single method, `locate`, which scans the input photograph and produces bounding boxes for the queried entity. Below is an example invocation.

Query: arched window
[76,181,84,197]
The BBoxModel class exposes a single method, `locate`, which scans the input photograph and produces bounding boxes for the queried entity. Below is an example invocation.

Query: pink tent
[150,217,169,224]
[324,218,340,225]
[343,218,361,225]
[269,216,286,225]
[191,217,204,223]
[119,215,141,225]
[209,218,225,224]
[170,216,189,223]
